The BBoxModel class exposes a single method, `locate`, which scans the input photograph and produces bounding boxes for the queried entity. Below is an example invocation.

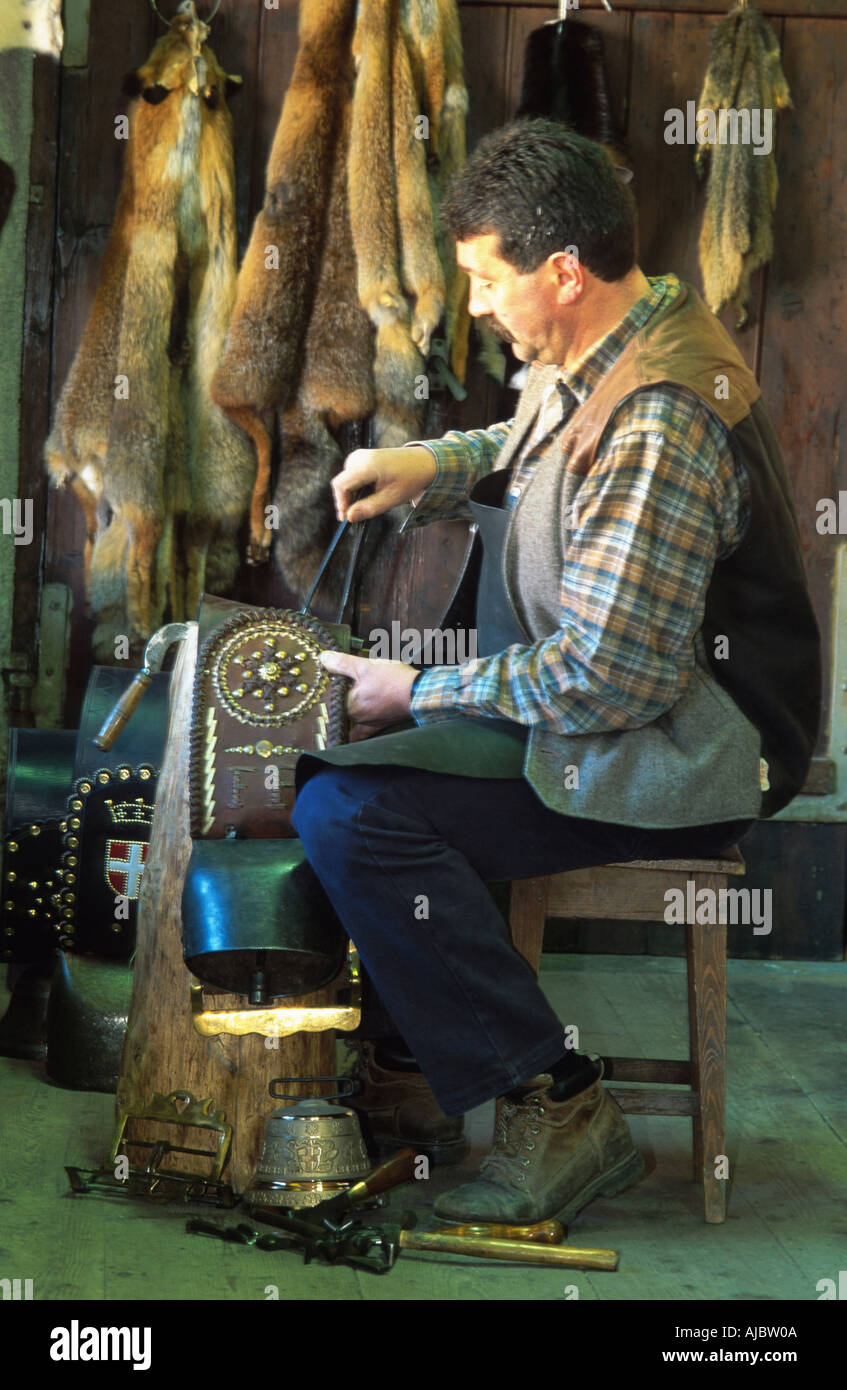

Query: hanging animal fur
[503,16,632,390]
[216,0,470,605]
[213,0,358,566]
[514,17,632,190]
[516,19,624,150]
[44,2,253,659]
[348,0,469,451]
[694,3,792,326]
[272,50,377,601]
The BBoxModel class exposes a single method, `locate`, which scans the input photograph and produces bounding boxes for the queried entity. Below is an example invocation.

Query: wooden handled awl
[398,1229,618,1270]
[429,1219,565,1244]
[94,670,152,750]
[94,621,192,749]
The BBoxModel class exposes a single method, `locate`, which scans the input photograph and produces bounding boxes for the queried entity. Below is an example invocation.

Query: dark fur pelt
[517,21,622,149]
[695,4,791,326]
[271,49,381,607]
[271,404,345,602]
[271,406,388,622]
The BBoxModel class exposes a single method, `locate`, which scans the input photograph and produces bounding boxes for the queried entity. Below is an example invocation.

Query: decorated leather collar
[189,607,349,839]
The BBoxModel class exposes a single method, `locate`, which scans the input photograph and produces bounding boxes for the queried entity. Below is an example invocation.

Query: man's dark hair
[442,119,637,282]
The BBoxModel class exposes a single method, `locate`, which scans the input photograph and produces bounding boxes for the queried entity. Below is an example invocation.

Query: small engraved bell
[245,1076,370,1210]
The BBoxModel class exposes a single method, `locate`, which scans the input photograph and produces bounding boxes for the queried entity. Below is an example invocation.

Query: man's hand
[320,650,419,742]
[332,446,437,523]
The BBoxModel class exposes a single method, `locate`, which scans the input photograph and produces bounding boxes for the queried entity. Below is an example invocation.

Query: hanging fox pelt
[212,0,359,568]
[694,3,792,326]
[44,2,254,658]
[213,0,470,601]
[348,0,469,450]
[272,58,379,603]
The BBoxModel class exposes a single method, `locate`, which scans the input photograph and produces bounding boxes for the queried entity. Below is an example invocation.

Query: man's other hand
[331,446,437,523]
[320,650,419,742]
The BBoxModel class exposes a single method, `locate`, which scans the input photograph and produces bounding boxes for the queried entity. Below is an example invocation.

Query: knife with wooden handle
[94,622,192,750]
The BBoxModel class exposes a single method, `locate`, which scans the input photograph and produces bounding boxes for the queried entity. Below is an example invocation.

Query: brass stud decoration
[211,620,329,727]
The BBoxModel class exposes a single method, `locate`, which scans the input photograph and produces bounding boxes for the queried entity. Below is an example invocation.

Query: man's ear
[551,249,584,303]
[550,249,580,275]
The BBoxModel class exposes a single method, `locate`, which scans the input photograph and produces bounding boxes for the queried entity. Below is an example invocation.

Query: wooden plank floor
[0,955,844,1301]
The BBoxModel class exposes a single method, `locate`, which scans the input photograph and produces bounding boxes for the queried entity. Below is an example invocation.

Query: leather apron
[295,470,530,788]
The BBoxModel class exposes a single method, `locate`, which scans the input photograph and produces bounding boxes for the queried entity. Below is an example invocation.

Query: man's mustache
[481,315,516,344]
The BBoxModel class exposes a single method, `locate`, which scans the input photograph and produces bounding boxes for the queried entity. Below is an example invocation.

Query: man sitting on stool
[292,120,820,1226]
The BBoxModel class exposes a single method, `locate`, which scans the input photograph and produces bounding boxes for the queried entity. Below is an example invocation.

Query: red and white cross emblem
[104,840,149,899]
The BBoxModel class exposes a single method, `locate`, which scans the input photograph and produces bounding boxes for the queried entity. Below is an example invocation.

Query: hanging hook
[553,0,614,15]
[149,0,222,26]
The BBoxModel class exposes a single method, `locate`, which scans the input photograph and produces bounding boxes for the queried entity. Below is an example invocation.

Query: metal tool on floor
[66,1164,237,1208]
[65,1088,236,1207]
[186,1208,619,1273]
[187,1211,415,1274]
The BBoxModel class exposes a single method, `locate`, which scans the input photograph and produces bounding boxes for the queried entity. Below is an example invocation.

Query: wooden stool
[508,847,746,1223]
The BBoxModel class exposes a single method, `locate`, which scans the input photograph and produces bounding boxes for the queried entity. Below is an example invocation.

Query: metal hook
[553,0,614,19]
[149,0,173,26]
[149,0,222,26]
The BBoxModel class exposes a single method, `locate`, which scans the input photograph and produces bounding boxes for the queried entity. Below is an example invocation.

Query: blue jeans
[292,763,754,1116]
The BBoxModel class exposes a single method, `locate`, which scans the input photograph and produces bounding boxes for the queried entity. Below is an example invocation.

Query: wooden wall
[14,0,847,755]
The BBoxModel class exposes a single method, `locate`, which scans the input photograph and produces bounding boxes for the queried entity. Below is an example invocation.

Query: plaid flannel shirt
[405,275,752,734]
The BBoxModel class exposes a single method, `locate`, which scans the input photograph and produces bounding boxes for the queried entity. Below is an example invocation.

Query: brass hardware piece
[190,945,361,1039]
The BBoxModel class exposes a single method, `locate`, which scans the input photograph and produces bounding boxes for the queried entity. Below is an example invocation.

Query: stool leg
[686,903,727,1223]
[508,877,548,976]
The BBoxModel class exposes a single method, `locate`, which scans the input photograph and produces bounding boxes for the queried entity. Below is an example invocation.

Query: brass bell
[245,1077,371,1210]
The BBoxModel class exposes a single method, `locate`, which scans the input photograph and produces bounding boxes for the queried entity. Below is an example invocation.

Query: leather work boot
[433,1061,644,1223]
[344,1040,469,1167]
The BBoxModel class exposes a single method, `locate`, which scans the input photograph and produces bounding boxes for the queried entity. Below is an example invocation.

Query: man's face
[456,233,570,366]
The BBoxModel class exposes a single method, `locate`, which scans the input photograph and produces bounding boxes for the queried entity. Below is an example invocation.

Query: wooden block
[116,626,335,1196]
[601,1057,691,1085]
[609,1088,699,1117]
[508,876,548,974]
